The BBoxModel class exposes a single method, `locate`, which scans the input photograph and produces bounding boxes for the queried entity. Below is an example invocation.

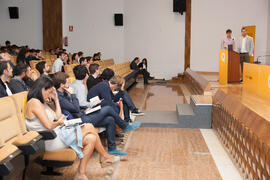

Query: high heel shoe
[100,156,122,168]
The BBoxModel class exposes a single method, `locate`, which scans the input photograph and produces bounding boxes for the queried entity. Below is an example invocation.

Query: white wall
[0,0,42,49]
[267,1,270,54]
[191,0,269,72]
[63,0,185,79]
[124,0,185,79]
[62,0,125,63]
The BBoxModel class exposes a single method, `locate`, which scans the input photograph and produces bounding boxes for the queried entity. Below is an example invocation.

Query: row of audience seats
[95,59,115,70]
[108,62,137,89]
[0,92,78,179]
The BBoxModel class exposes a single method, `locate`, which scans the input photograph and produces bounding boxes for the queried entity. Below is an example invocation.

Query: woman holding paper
[25,76,119,180]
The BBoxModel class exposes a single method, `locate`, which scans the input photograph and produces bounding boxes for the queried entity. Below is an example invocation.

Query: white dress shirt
[4,83,12,96]
[241,37,248,53]
[52,58,63,73]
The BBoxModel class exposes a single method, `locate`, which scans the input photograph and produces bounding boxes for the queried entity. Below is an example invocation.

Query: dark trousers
[240,53,250,74]
[114,90,136,121]
[137,69,150,83]
[81,106,128,151]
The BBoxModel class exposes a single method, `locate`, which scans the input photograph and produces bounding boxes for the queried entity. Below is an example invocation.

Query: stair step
[176,104,195,116]
[191,95,212,105]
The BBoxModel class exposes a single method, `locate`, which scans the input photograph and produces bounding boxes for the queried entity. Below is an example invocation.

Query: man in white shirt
[237,27,254,77]
[0,61,13,98]
[52,52,66,73]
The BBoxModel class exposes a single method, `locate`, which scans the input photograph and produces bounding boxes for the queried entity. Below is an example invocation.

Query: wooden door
[243,25,256,63]
[42,0,63,50]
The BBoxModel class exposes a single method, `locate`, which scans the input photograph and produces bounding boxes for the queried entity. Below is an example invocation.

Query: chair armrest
[38,130,57,140]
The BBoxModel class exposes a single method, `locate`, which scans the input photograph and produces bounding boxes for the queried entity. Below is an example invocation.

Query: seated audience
[79,57,89,74]
[5,40,11,47]
[54,72,139,155]
[97,52,102,60]
[35,49,44,60]
[36,61,51,77]
[130,57,150,84]
[23,65,36,88]
[138,58,154,80]
[72,53,79,64]
[49,49,55,55]
[64,52,70,65]
[87,74,144,122]
[0,61,13,97]
[86,64,102,91]
[25,76,119,180]
[17,47,30,64]
[86,56,93,64]
[52,52,66,73]
[0,50,15,68]
[78,51,84,63]
[93,53,100,61]
[9,63,29,94]
[9,45,20,56]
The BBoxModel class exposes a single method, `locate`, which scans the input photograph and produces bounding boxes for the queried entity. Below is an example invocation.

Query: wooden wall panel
[184,0,191,70]
[42,0,63,50]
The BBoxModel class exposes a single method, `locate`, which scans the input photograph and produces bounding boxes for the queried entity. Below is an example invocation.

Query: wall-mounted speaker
[173,0,186,15]
[8,7,19,19]
[114,14,123,26]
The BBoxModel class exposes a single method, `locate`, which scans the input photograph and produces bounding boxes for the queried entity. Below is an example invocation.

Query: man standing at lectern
[237,27,254,76]
[221,29,236,50]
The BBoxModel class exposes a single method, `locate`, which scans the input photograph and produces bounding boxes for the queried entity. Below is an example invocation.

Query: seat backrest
[10,56,17,66]
[0,97,21,145]
[10,91,28,134]
[29,60,41,70]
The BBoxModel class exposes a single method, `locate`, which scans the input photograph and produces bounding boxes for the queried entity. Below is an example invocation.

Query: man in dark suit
[0,61,13,98]
[9,63,29,94]
[86,63,102,91]
[130,57,149,84]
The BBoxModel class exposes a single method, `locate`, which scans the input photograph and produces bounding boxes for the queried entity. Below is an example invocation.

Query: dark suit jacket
[0,79,9,98]
[138,62,147,70]
[9,77,28,94]
[86,75,101,91]
[130,60,139,70]
[87,80,120,113]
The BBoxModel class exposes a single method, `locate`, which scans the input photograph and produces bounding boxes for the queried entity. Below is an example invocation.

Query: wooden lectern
[219,50,240,84]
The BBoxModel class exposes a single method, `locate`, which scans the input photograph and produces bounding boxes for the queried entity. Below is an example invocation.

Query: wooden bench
[184,68,211,95]
[212,90,270,180]
[108,62,136,89]
[95,59,115,70]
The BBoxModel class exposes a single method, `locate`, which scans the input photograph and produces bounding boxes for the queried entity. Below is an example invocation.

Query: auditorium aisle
[111,81,242,180]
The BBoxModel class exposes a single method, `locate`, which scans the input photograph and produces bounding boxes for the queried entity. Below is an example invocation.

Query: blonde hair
[109,75,124,86]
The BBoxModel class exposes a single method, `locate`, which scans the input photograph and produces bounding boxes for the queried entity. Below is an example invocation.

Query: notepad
[64,118,82,126]
[85,105,101,114]
[90,96,100,103]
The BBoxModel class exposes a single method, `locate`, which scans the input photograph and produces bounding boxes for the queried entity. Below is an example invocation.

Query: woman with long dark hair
[25,76,119,180]
[16,47,29,64]
[138,58,154,80]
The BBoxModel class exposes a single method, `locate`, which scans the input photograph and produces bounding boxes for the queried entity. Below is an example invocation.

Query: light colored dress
[25,101,68,152]
[25,100,84,158]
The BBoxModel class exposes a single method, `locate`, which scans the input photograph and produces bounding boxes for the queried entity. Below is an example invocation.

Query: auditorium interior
[1,0,270,180]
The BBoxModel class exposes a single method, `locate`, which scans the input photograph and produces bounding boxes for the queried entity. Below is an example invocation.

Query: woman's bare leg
[81,124,113,159]
[77,134,96,180]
